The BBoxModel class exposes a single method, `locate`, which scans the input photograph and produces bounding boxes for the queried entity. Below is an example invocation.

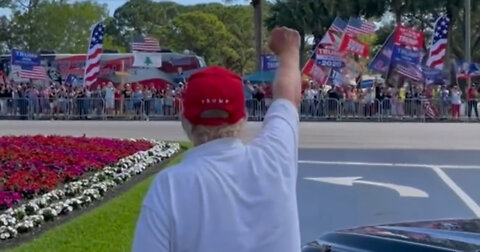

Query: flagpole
[383,30,397,86]
[327,17,350,86]
[465,0,472,87]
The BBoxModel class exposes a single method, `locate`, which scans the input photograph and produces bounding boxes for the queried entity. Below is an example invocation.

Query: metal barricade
[246,99,266,121]
[66,98,106,120]
[146,97,181,120]
[118,98,144,120]
[465,98,480,120]
[0,98,31,120]
[0,96,478,122]
[299,98,341,120]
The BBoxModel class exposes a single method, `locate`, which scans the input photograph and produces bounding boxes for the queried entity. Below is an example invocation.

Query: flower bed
[0,135,181,241]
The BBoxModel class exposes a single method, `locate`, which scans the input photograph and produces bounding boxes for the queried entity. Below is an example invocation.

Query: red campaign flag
[394,25,425,49]
[312,64,330,85]
[338,35,369,58]
[301,58,315,78]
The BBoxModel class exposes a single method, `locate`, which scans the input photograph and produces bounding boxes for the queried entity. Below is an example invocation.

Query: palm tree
[224,0,262,71]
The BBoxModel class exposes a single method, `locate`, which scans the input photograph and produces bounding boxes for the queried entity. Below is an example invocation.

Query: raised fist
[269,27,300,58]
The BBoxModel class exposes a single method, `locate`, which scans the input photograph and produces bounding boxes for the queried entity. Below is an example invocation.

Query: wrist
[278,51,300,67]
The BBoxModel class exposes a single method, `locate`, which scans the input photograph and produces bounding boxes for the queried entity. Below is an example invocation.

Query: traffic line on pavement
[298,159,480,217]
[430,166,480,218]
[298,160,480,170]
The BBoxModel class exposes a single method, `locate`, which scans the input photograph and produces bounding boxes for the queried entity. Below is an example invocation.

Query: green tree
[162,11,234,66]
[188,4,257,74]
[110,0,182,49]
[10,0,108,53]
[223,0,264,71]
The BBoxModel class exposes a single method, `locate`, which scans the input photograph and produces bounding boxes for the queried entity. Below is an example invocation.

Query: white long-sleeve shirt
[132,99,301,252]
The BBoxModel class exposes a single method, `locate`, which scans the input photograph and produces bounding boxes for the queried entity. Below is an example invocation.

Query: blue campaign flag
[316,49,346,68]
[391,46,422,65]
[261,54,279,71]
[455,60,480,78]
[422,66,446,85]
[368,32,395,75]
[65,74,78,86]
[329,68,346,86]
[11,49,41,67]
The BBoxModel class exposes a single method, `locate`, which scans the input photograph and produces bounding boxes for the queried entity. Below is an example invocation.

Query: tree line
[0,0,479,74]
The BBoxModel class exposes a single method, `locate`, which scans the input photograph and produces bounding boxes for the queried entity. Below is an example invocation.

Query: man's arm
[250,27,301,171]
[269,27,302,107]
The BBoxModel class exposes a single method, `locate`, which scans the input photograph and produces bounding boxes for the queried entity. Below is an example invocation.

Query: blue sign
[392,46,421,65]
[316,49,345,68]
[361,80,374,88]
[11,49,41,67]
[368,32,395,75]
[316,58,345,68]
[261,55,279,71]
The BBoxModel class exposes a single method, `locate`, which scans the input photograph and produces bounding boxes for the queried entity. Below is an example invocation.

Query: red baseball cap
[182,66,246,126]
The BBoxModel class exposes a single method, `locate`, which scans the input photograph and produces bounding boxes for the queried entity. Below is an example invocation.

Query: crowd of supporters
[0,82,184,119]
[244,80,480,120]
[0,80,479,121]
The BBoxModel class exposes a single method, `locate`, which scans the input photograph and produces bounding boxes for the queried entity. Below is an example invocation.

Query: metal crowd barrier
[0,98,478,121]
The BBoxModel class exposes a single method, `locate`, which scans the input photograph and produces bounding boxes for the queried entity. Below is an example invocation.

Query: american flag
[395,63,424,82]
[84,22,105,87]
[423,99,438,119]
[319,30,341,49]
[331,17,347,33]
[131,35,161,52]
[345,17,376,36]
[18,66,48,80]
[426,16,449,70]
[319,17,346,49]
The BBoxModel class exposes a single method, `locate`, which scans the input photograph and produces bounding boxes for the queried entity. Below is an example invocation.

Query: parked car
[302,218,480,252]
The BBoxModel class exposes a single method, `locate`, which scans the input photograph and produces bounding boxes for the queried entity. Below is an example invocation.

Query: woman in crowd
[451,85,462,120]
[123,83,133,115]
[154,88,164,116]
[143,85,153,117]
[132,84,143,119]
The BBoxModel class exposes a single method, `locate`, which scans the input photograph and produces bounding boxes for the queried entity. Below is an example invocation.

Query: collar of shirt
[182,137,243,163]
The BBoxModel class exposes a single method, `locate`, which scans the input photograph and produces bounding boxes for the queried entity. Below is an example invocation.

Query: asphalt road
[1,120,480,150]
[1,121,480,245]
[297,149,480,244]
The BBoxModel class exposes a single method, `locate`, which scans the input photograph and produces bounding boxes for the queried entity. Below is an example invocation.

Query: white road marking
[298,159,480,217]
[430,166,480,218]
[305,176,429,198]
[298,160,480,170]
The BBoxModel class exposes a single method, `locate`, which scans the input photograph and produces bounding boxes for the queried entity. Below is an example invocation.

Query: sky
[0,0,234,16]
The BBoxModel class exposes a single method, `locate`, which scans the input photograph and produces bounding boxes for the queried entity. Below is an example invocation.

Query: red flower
[0,135,153,208]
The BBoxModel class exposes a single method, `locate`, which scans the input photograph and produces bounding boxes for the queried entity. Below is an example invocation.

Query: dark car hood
[302,219,480,252]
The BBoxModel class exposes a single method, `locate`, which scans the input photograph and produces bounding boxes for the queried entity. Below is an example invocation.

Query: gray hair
[181,114,246,146]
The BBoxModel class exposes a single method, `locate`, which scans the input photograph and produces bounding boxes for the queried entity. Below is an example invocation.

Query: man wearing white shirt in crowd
[132,27,302,252]
[304,81,318,116]
[103,82,115,115]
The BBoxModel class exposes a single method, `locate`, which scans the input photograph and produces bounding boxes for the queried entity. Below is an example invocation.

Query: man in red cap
[133,27,302,252]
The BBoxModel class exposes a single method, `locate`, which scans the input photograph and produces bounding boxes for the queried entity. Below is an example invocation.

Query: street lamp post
[466,0,472,86]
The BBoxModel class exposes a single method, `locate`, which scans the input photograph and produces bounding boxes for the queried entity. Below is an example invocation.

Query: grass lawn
[5,143,191,252]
